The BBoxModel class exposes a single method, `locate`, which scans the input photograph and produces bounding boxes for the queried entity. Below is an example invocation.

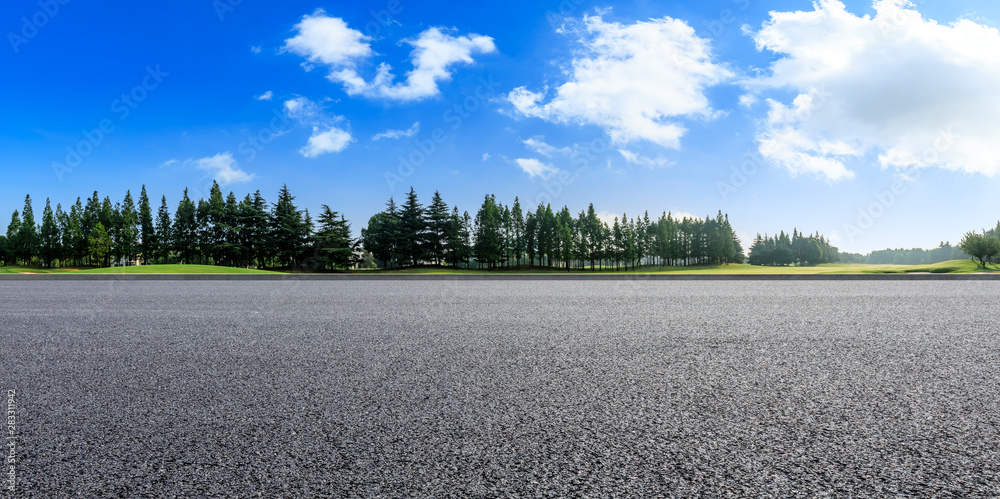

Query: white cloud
[282,96,355,156]
[738,94,758,108]
[160,159,179,168]
[256,90,273,101]
[482,153,491,161]
[301,127,353,158]
[283,11,496,102]
[514,158,560,180]
[523,137,572,158]
[618,149,674,168]
[749,0,1000,179]
[191,152,256,185]
[251,45,262,54]
[283,10,373,68]
[372,122,420,141]
[507,14,731,149]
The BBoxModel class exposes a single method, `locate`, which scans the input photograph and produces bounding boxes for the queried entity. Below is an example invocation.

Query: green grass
[2,260,996,275]
[359,259,999,275]
[0,264,279,274]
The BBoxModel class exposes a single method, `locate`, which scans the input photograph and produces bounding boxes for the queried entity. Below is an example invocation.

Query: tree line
[361,188,745,270]
[0,183,357,270]
[746,230,841,266]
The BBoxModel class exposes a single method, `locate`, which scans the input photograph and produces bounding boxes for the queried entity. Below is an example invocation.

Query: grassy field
[1,260,996,275]
[0,264,279,274]
[361,259,999,275]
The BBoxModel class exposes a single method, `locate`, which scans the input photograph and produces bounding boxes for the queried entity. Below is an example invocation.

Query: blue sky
[3,0,999,253]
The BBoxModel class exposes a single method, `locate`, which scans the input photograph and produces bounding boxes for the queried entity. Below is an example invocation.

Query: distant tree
[959,231,1000,267]
[361,211,401,269]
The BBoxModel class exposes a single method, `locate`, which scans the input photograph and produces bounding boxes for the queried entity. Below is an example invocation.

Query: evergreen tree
[154,195,172,263]
[17,195,38,265]
[425,190,450,265]
[314,205,357,270]
[39,198,60,267]
[173,189,198,264]
[118,190,139,265]
[270,184,309,268]
[138,185,154,264]
[6,211,20,266]
[88,222,112,265]
[398,187,428,266]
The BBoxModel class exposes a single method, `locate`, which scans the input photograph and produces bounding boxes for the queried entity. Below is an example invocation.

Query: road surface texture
[2,280,999,497]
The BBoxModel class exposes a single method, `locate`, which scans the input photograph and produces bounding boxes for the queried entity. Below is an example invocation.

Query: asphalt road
[2,281,999,497]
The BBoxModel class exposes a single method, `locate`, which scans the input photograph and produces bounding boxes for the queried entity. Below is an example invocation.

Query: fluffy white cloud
[514,158,560,180]
[283,11,495,101]
[283,96,354,156]
[256,90,273,101]
[301,127,353,158]
[191,152,255,185]
[283,10,373,68]
[507,14,731,149]
[372,122,420,141]
[749,0,1000,180]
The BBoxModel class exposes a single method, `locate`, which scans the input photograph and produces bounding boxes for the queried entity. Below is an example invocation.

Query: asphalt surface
[1,281,999,497]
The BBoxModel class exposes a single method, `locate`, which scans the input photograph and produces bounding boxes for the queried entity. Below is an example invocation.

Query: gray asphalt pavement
[1,281,999,497]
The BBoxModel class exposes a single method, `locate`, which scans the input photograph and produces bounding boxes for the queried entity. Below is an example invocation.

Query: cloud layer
[507,14,731,149]
[749,0,1000,180]
[284,10,495,102]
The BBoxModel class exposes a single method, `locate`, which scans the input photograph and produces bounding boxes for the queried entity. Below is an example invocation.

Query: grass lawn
[2,260,996,275]
[0,264,279,274]
[359,259,999,275]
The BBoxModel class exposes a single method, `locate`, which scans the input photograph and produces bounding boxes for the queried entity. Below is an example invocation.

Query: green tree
[959,231,1000,267]
[173,189,198,264]
[39,198,61,267]
[88,222,112,266]
[270,184,309,268]
[154,195,172,263]
[313,205,357,270]
[138,186,155,264]
[398,187,428,266]
[425,190,450,265]
[118,190,139,265]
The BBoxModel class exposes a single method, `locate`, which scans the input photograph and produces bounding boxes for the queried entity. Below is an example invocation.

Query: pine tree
[154,195,172,263]
[173,189,197,264]
[6,211,20,266]
[398,187,428,266]
[17,195,38,265]
[270,184,308,268]
[138,186,154,264]
[314,205,356,270]
[39,198,60,267]
[426,190,450,265]
[118,190,139,265]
